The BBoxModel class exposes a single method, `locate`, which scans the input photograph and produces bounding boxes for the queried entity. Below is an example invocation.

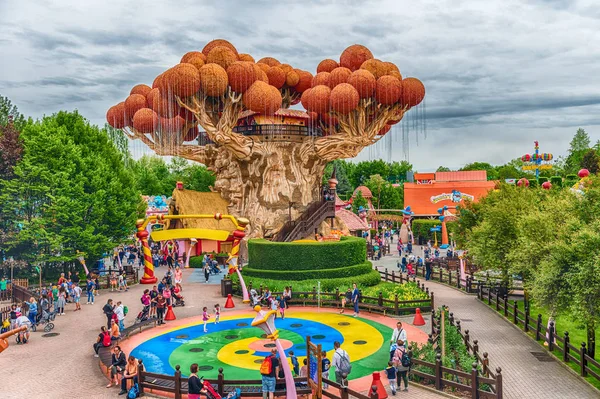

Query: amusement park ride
[521,141,553,179]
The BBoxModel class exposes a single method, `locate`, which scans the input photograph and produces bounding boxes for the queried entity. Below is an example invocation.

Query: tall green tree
[580,149,600,174]
[323,160,354,195]
[565,128,591,173]
[460,162,499,180]
[0,95,27,130]
[436,166,451,172]
[363,174,403,211]
[351,190,368,213]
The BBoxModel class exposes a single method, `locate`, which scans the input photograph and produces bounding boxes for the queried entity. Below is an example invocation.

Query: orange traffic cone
[165,305,176,321]
[413,308,425,326]
[370,372,388,399]
[225,294,235,308]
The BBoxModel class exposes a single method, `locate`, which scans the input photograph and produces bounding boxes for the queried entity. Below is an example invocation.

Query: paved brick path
[1,267,445,398]
[374,254,600,399]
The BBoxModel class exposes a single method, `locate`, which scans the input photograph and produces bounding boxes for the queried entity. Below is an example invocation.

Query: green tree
[565,128,591,173]
[388,161,412,183]
[436,166,451,172]
[580,149,600,174]
[350,160,390,187]
[0,119,23,179]
[351,190,368,213]
[460,162,499,180]
[323,160,354,195]
[0,111,142,266]
[0,95,27,130]
[363,174,403,211]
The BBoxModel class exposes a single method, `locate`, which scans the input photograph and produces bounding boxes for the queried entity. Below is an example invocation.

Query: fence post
[391,270,396,284]
[312,286,317,300]
[378,292,383,307]
[449,312,454,326]
[448,270,452,286]
[341,387,349,399]
[400,271,403,284]
[495,291,500,312]
[473,340,479,360]
[503,295,508,317]
[477,281,482,300]
[439,268,443,282]
[218,368,224,396]
[385,268,389,282]
[581,343,588,377]
[524,306,529,333]
[496,367,503,399]
[425,287,429,297]
[137,360,145,396]
[471,362,478,399]
[487,287,492,306]
[174,365,182,399]
[456,320,462,333]
[482,352,489,377]
[464,329,470,349]
[563,332,570,362]
[435,353,442,390]
[548,321,555,351]
[513,301,518,324]
[466,276,471,293]
[536,314,542,341]
[394,294,399,316]
[431,292,435,310]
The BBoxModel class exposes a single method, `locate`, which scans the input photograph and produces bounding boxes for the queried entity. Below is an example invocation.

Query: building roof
[353,185,373,198]
[336,209,369,231]
[335,194,347,207]
[167,189,236,231]
[238,109,310,119]
[435,171,487,182]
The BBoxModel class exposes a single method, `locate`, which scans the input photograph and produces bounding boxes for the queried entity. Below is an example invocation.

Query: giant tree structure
[107,40,425,237]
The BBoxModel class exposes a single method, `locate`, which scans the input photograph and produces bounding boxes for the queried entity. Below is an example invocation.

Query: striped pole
[136,219,157,284]
[228,217,250,303]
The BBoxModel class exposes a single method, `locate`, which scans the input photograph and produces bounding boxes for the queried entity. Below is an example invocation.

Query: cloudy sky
[1,0,599,171]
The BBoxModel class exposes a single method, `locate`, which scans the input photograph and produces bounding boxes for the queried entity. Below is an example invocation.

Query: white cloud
[1,0,599,170]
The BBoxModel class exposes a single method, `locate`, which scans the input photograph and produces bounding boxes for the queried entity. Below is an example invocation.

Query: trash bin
[221,278,233,297]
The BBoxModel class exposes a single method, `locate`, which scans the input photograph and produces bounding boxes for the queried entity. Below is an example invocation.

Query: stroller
[210,260,221,275]
[172,288,185,307]
[406,263,416,278]
[135,306,150,323]
[32,309,56,332]
[200,377,241,399]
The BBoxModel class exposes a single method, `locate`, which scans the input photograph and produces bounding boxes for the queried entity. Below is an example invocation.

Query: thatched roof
[167,189,236,232]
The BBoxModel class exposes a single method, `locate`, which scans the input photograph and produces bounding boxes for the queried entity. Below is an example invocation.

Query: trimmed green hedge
[241,262,373,281]
[247,236,366,271]
[550,176,563,188]
[189,257,203,268]
[538,177,548,184]
[233,268,381,292]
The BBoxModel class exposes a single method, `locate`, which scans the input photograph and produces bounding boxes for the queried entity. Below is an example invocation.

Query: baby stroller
[135,306,150,323]
[32,309,57,332]
[200,377,241,399]
[406,263,416,278]
[172,288,185,307]
[210,260,221,275]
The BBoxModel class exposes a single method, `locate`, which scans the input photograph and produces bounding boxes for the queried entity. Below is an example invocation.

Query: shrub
[550,176,563,188]
[362,281,429,302]
[528,179,537,187]
[412,219,441,242]
[538,177,548,184]
[565,174,578,186]
[241,262,373,281]
[189,256,204,268]
[232,268,381,293]
[247,236,366,271]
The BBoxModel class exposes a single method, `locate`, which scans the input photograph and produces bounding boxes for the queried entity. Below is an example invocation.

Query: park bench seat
[121,318,157,338]
[360,303,387,315]
[224,383,311,397]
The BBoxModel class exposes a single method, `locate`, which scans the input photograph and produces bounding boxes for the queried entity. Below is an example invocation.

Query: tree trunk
[208,141,328,238]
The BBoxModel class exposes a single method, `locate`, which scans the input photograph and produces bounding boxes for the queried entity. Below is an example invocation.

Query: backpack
[337,350,352,375]
[102,331,111,347]
[123,306,128,316]
[400,350,411,368]
[127,383,139,398]
[259,356,273,375]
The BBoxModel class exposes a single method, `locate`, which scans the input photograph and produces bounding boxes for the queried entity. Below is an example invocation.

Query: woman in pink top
[202,306,210,333]
[162,285,172,306]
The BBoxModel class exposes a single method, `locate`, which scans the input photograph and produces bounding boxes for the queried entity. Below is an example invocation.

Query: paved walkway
[374,254,600,399]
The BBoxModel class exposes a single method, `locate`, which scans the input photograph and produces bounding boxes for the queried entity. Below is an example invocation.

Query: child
[299,358,308,377]
[94,276,100,296]
[278,296,286,319]
[110,273,117,292]
[118,273,124,291]
[202,306,210,333]
[52,285,59,307]
[270,296,278,317]
[289,350,299,376]
[321,351,330,389]
[385,361,397,395]
[122,273,128,291]
[156,294,166,325]
[214,304,220,324]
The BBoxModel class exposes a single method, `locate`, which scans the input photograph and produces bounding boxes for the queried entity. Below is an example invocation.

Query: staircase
[273,199,336,242]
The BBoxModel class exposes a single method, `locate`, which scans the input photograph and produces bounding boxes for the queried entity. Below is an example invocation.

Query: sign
[522,164,552,171]
[430,190,474,204]
[306,336,322,398]
[505,179,516,184]
[417,179,433,184]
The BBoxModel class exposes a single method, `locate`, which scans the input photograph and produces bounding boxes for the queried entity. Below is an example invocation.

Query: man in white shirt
[114,301,125,331]
[390,321,408,359]
[332,341,351,386]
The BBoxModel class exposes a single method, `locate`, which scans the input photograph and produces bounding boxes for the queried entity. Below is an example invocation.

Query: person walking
[115,301,126,330]
[425,258,432,281]
[103,299,115,329]
[73,283,82,311]
[332,341,351,385]
[390,321,407,360]
[149,285,158,319]
[385,361,398,395]
[203,263,210,283]
[86,278,95,304]
[260,349,279,399]
[351,283,360,317]
[156,293,166,325]
[202,307,210,333]
[392,340,410,392]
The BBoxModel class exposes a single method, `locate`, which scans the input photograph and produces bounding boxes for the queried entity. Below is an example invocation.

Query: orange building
[404,171,496,216]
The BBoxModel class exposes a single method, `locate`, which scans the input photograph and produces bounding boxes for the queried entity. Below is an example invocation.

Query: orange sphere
[125,94,148,120]
[132,108,159,133]
[179,107,196,122]
[328,67,352,88]
[348,69,376,98]
[243,81,282,114]
[199,63,229,97]
[320,112,338,126]
[300,88,313,110]
[159,115,186,133]
[160,64,201,98]
[306,85,331,114]
[312,72,331,87]
[206,46,238,70]
[279,64,293,74]
[317,59,339,73]
[330,83,359,114]
[294,70,313,93]
[106,102,126,129]
[379,125,392,135]
[202,39,238,56]
[152,73,164,89]
[181,53,206,71]
[256,63,270,73]
[130,84,152,97]
[253,64,269,83]
[266,66,286,89]
[307,111,319,125]
[151,93,178,118]
[257,57,280,67]
[286,70,300,87]
[401,78,425,107]
[376,76,402,106]
[360,59,386,79]
[227,61,257,93]
[382,62,402,80]
[181,51,206,64]
[146,88,160,108]
[238,53,255,63]
[340,44,374,71]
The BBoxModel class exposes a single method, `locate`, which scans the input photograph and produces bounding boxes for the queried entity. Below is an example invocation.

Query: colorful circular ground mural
[130,311,393,379]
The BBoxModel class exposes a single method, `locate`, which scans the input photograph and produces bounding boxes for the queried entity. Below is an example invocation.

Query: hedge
[189,257,204,268]
[241,262,373,281]
[528,179,538,187]
[232,268,381,293]
[247,236,366,271]
[538,177,548,184]
[550,176,563,188]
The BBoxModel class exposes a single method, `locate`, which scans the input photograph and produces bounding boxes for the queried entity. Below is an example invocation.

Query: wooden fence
[235,281,433,316]
[478,284,600,385]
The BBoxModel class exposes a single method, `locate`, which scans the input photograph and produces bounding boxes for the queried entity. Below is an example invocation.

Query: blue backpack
[127,383,139,398]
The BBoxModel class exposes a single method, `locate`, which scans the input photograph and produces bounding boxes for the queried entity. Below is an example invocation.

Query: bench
[288,298,340,308]
[223,383,311,397]
[359,303,387,315]
[120,318,157,338]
